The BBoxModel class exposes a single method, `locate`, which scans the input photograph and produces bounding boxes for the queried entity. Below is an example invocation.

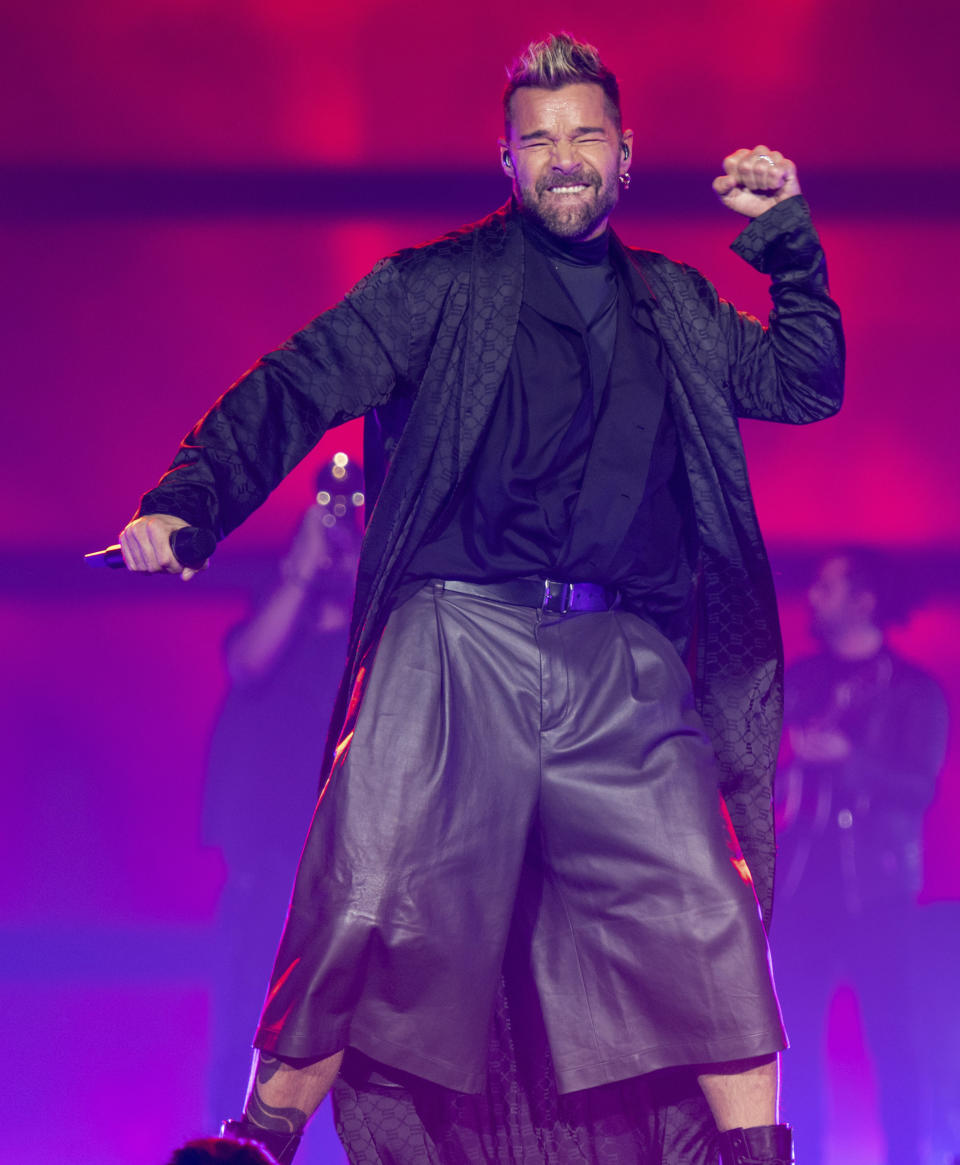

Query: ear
[498,137,513,179]
[619,129,634,178]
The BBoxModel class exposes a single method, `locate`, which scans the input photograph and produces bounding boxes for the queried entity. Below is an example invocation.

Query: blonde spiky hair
[503,32,622,133]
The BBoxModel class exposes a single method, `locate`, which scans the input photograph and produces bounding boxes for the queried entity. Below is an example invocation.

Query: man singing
[120,34,844,1165]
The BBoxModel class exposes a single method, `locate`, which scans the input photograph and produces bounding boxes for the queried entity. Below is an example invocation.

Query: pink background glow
[2,2,957,1162]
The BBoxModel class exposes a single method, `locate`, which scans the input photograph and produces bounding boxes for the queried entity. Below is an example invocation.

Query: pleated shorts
[255,583,785,1094]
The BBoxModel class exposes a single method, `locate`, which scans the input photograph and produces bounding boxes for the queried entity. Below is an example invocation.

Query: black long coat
[139,193,843,1162]
[141,193,842,925]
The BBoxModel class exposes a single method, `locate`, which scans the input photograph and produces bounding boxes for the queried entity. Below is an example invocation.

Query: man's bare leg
[221,1049,344,1164]
[697,1055,793,1164]
[697,1053,779,1130]
[243,1049,344,1133]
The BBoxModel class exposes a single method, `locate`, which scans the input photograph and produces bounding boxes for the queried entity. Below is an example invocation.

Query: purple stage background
[2,2,958,1162]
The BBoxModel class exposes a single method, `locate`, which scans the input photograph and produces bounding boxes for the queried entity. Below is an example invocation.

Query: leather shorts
[255,583,785,1094]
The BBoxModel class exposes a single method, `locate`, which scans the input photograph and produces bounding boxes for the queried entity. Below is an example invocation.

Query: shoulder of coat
[385,201,516,278]
[619,241,703,285]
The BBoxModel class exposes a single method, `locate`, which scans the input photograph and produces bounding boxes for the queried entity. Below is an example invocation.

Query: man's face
[500,82,632,241]
[808,556,872,637]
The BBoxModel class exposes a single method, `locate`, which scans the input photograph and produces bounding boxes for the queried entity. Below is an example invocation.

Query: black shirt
[403,217,697,646]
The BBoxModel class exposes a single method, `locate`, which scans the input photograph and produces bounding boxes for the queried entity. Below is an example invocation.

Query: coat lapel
[459,204,524,465]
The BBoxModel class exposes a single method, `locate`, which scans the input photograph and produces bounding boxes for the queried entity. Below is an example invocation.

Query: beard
[519,165,618,240]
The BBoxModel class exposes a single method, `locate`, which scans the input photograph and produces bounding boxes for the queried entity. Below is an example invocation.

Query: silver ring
[755,153,775,166]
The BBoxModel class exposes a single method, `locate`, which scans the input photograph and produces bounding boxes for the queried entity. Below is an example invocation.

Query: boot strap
[718,1123,794,1165]
[220,1117,302,1164]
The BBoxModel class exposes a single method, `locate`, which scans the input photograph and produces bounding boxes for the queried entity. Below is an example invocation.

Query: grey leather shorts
[255,583,785,1094]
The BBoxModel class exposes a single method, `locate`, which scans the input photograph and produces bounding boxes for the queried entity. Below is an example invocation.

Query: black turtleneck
[520,214,610,264]
[521,215,616,330]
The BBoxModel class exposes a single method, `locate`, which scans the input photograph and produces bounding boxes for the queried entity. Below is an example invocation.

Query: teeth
[550,185,587,194]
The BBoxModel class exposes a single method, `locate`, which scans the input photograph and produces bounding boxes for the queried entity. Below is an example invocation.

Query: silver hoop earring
[619,172,631,190]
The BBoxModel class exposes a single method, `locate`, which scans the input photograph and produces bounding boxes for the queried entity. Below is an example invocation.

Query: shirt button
[837,809,854,829]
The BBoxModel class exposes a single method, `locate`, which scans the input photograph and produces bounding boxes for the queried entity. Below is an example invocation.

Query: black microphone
[84,526,217,571]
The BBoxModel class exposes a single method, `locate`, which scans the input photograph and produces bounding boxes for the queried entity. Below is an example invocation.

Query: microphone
[84,526,217,571]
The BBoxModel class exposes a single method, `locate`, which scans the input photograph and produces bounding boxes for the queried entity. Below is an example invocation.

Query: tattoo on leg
[257,1053,284,1086]
[244,1057,308,1133]
[245,1088,308,1133]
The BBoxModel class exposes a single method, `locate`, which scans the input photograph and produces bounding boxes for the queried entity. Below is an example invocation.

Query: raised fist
[712,145,801,217]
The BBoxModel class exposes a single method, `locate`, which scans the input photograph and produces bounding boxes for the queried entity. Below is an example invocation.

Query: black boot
[220,1117,302,1164]
[718,1124,794,1165]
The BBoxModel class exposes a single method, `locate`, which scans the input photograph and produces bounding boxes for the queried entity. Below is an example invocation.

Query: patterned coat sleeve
[719,195,845,423]
[135,256,413,537]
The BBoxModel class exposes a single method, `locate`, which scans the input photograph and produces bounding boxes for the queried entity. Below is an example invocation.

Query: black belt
[435,577,617,614]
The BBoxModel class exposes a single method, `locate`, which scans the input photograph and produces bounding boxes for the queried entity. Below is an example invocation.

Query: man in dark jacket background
[120,34,844,1165]
[774,549,948,1165]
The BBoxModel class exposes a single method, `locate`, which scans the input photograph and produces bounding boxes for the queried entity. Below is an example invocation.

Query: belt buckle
[543,579,574,614]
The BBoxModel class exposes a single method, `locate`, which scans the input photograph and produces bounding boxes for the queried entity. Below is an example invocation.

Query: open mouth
[546,184,589,195]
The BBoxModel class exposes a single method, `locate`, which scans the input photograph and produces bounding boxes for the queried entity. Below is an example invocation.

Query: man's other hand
[713,146,801,218]
[788,724,852,764]
[119,513,205,580]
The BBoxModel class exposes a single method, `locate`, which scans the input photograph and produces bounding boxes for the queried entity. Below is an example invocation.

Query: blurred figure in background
[773,548,949,1165]
[203,455,363,1162]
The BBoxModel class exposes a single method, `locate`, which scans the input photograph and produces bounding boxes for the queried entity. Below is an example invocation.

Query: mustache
[536,169,600,194]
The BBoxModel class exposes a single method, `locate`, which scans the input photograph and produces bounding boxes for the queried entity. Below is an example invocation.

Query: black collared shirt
[403,218,697,645]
